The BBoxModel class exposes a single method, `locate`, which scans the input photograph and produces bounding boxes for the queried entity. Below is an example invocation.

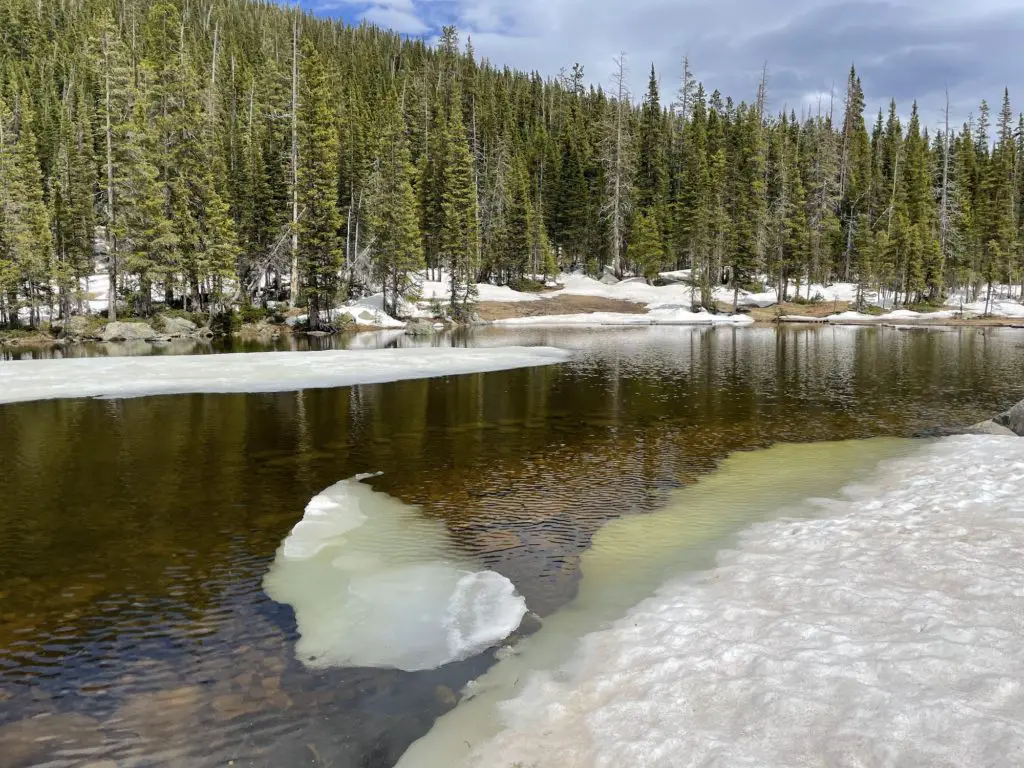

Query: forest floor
[477,294,647,321]
[743,301,852,323]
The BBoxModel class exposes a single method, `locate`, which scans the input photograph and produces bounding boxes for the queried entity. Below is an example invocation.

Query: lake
[1,325,1022,767]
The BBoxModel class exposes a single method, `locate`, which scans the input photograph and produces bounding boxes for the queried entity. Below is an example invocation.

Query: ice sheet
[0,347,571,404]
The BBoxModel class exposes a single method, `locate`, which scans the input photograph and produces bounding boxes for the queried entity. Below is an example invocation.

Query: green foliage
[506,277,547,293]
[209,309,241,336]
[0,2,1021,328]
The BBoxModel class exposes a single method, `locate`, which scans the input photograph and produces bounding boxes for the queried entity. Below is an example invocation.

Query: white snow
[958,297,1024,318]
[0,346,571,404]
[263,474,528,671]
[399,434,1024,768]
[490,307,754,327]
[776,309,968,324]
[285,294,408,329]
[417,274,543,304]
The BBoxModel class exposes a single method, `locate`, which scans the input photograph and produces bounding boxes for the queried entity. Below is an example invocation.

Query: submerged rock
[967,420,1018,437]
[101,321,157,341]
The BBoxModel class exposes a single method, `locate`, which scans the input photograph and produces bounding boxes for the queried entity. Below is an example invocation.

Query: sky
[300,0,1024,131]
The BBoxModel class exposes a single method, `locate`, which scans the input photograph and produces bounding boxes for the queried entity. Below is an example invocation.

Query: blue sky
[299,0,1024,130]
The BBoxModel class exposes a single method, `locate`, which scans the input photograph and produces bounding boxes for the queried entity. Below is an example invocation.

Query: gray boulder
[159,315,197,338]
[101,321,157,342]
[405,319,436,336]
[993,399,1024,436]
[967,419,1018,437]
[599,272,619,285]
[60,315,95,339]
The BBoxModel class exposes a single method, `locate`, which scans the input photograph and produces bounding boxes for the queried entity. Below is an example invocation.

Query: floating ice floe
[263,474,529,671]
[0,347,571,404]
[401,434,1024,767]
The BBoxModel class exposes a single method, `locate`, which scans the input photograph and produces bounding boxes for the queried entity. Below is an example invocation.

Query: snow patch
[426,435,1024,768]
[490,308,753,327]
[0,347,572,404]
[396,437,917,768]
[263,475,528,671]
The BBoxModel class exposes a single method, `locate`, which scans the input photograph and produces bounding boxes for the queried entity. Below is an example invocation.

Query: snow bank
[417,274,543,304]
[825,308,962,324]
[0,346,571,404]
[396,437,916,768]
[264,475,528,671]
[285,294,408,329]
[404,434,1024,768]
[956,298,1024,318]
[490,307,753,327]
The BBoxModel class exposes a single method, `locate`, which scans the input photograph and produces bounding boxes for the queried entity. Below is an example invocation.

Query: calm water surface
[0,325,1022,767]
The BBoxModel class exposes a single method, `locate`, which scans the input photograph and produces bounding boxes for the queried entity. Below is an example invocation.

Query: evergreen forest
[2,0,1023,328]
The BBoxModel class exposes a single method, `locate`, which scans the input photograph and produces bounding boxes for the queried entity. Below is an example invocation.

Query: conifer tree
[440,78,478,318]
[296,40,343,330]
[367,89,425,316]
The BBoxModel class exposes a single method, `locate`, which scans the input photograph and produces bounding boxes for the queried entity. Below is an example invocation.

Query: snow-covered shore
[0,347,571,404]
[399,433,1024,768]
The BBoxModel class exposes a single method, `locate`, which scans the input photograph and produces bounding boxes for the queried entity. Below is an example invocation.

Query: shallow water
[0,325,1022,766]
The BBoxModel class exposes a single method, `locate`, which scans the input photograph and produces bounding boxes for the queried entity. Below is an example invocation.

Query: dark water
[0,325,1022,767]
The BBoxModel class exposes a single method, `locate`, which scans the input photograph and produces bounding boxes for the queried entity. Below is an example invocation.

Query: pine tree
[367,88,425,316]
[440,78,478,319]
[630,208,664,279]
[296,40,343,330]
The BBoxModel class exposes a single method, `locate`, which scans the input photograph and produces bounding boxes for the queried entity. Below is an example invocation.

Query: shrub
[209,309,240,336]
[507,277,547,293]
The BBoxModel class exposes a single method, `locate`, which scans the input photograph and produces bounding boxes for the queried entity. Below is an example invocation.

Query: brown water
[0,325,1022,767]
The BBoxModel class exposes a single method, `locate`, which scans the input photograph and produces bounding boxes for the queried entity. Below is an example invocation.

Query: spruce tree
[440,78,478,318]
[367,89,425,316]
[296,40,343,330]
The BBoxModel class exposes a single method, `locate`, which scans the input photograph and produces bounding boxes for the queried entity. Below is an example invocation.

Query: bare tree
[937,87,952,296]
[602,52,634,277]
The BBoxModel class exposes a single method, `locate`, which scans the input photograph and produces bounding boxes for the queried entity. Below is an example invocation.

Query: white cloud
[360,4,429,34]
[306,0,1024,130]
[316,0,417,11]
[427,0,1022,130]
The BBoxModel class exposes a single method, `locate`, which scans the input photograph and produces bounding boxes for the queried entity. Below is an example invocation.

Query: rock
[968,420,1018,437]
[404,319,435,336]
[0,712,103,767]
[61,315,95,339]
[599,272,619,285]
[434,685,457,708]
[111,685,204,741]
[101,321,157,342]
[194,326,214,339]
[993,399,1024,436]
[159,315,197,338]
[211,693,264,722]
